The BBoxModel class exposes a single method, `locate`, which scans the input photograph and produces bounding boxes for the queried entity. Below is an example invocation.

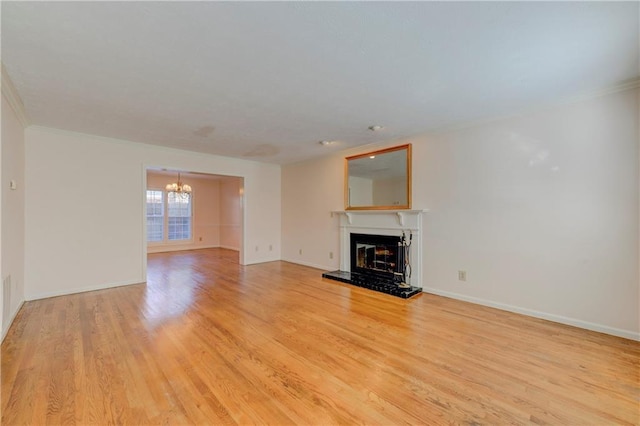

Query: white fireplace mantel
[331,209,427,288]
[332,209,427,227]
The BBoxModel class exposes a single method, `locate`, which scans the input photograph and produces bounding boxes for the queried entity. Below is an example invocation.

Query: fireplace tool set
[396,231,412,289]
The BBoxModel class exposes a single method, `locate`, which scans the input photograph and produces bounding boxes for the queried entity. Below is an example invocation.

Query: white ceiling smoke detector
[368,125,384,132]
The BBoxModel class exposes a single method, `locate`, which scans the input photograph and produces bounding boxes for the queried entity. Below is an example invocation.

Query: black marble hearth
[322,270,422,299]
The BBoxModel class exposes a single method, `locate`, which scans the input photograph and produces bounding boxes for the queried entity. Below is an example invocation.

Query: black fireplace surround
[322,233,422,298]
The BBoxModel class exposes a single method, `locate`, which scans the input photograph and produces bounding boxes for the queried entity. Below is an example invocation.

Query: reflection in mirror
[345,144,411,210]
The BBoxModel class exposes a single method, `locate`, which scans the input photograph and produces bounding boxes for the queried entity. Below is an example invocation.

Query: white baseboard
[281,258,333,272]
[219,245,239,251]
[147,244,221,254]
[244,256,282,266]
[423,287,640,341]
[2,299,25,343]
[26,279,144,302]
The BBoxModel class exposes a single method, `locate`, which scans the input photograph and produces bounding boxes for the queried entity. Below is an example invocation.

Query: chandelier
[165,172,192,196]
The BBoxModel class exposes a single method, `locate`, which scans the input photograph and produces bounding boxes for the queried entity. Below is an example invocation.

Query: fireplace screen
[350,233,403,279]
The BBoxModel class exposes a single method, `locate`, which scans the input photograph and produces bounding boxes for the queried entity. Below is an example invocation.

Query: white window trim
[146,188,195,245]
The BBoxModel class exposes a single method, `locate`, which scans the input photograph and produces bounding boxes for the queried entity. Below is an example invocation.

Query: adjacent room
[145,169,243,254]
[1,1,638,424]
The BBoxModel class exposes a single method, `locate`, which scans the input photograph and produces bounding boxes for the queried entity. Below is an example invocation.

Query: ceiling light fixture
[368,125,384,131]
[166,172,192,198]
[319,140,336,146]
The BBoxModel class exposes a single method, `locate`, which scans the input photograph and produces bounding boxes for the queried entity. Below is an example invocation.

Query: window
[146,190,164,242]
[146,190,192,242]
[167,192,192,240]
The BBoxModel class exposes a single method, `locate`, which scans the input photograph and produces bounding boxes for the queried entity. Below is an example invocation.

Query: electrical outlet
[199,237,203,242]
[458,270,467,281]
[299,249,303,255]
[255,246,259,252]
[269,245,273,251]
[329,251,334,259]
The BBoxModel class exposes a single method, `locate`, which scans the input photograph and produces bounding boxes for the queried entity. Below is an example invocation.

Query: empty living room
[1,2,638,425]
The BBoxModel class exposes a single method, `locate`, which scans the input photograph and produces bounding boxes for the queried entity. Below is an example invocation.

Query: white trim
[145,185,196,247]
[26,279,143,302]
[424,287,640,342]
[243,256,281,266]
[239,180,247,265]
[431,79,640,136]
[219,245,239,251]
[147,244,221,254]
[1,300,25,343]
[166,189,195,242]
[567,78,639,101]
[141,165,148,282]
[1,64,29,128]
[281,258,333,271]
[145,187,165,244]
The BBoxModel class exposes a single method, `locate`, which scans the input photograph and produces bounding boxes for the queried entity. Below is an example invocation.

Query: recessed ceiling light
[368,125,384,131]
[369,155,376,159]
[319,140,336,146]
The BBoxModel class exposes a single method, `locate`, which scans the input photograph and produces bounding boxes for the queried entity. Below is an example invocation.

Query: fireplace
[350,233,403,281]
[322,210,424,299]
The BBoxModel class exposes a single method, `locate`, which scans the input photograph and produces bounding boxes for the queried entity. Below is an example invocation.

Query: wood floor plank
[2,248,638,425]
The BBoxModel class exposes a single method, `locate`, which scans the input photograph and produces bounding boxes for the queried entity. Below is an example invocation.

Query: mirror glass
[345,144,411,210]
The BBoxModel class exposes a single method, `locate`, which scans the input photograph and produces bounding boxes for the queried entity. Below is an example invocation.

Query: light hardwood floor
[2,248,638,425]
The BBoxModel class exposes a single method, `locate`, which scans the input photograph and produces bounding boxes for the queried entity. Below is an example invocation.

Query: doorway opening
[142,167,245,280]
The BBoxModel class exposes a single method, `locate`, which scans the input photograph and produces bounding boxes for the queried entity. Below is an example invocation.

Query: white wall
[373,177,407,206]
[147,171,222,253]
[282,154,343,270]
[220,177,242,251]
[1,93,26,339]
[1,99,3,337]
[24,126,281,300]
[348,176,373,206]
[282,88,639,340]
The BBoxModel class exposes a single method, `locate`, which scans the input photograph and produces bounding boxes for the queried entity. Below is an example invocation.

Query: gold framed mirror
[345,144,412,210]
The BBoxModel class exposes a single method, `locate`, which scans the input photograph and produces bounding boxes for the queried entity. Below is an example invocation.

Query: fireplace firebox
[351,233,403,280]
[323,232,422,298]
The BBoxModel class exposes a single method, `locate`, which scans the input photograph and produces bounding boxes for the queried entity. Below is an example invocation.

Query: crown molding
[578,77,640,99]
[1,64,29,128]
[431,78,640,137]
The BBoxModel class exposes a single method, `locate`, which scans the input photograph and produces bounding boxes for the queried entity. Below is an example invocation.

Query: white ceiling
[2,2,638,165]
